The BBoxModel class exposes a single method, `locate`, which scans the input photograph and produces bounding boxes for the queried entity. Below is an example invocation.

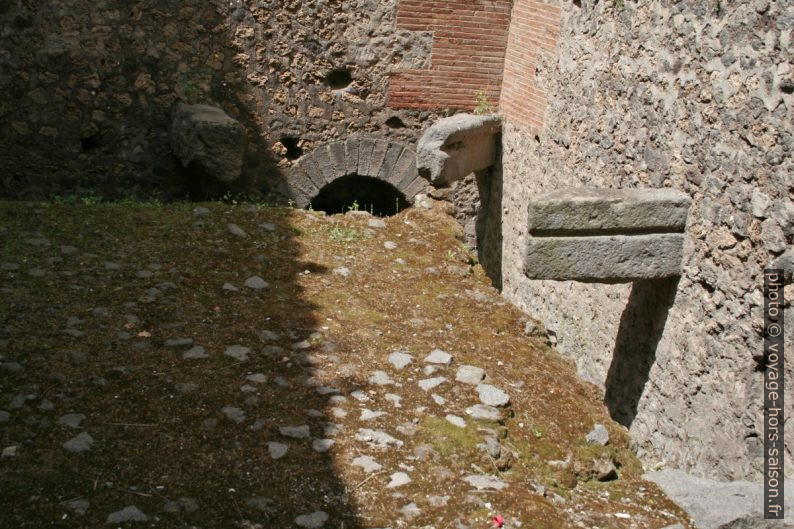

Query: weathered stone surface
[498,0,793,483]
[524,234,685,281]
[644,469,794,528]
[170,104,246,183]
[107,505,147,524]
[527,188,691,234]
[416,113,501,185]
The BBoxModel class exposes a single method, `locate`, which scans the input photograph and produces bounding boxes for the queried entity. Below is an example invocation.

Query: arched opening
[310,175,410,216]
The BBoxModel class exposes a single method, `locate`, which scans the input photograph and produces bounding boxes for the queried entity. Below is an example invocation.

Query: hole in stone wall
[572,0,581,8]
[81,134,101,151]
[385,116,406,129]
[326,68,353,90]
[280,137,303,160]
[534,135,541,144]
[310,175,410,217]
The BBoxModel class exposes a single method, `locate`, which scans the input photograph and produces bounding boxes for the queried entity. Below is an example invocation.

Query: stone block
[170,104,246,183]
[524,234,685,281]
[390,148,419,190]
[378,143,405,181]
[368,140,390,178]
[327,142,347,178]
[357,138,376,176]
[528,188,691,234]
[296,153,326,190]
[312,145,335,184]
[416,113,501,186]
[344,138,360,176]
[286,167,319,208]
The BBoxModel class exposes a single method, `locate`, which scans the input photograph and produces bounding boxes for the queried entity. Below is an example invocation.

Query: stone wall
[0,0,440,199]
[498,0,793,481]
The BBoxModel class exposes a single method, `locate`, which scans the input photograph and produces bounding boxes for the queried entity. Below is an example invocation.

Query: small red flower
[492,514,504,528]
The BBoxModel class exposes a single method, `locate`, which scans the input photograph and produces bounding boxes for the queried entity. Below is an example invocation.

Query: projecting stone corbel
[416,113,501,186]
[523,188,692,282]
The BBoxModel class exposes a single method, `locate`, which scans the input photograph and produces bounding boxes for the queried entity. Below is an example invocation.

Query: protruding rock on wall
[285,138,426,208]
[524,188,691,281]
[416,114,502,186]
[170,104,247,184]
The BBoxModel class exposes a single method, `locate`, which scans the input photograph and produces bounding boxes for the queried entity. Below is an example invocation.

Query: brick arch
[284,137,428,208]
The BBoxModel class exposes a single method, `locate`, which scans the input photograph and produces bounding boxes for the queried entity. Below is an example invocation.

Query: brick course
[388,0,513,111]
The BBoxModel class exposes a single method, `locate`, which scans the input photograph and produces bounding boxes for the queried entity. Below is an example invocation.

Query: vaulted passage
[310,175,410,216]
[284,137,429,210]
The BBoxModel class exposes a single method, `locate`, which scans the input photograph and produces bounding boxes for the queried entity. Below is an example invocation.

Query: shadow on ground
[0,201,362,528]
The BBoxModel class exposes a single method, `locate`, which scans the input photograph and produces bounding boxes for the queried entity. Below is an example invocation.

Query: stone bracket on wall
[416,114,501,186]
[284,137,426,208]
[523,188,692,282]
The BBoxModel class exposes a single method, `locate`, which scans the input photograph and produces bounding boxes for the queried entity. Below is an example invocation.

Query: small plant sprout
[474,90,493,115]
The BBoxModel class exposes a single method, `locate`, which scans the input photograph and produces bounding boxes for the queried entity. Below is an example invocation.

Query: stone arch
[284,137,428,208]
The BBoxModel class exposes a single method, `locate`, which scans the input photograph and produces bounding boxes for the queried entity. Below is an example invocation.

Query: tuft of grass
[329,224,362,243]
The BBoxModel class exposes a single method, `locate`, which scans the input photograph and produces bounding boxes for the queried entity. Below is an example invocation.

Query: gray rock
[398,502,421,519]
[355,428,403,448]
[245,497,274,513]
[586,423,609,446]
[294,511,329,528]
[246,373,267,384]
[463,474,508,490]
[0,410,9,422]
[387,471,411,488]
[445,414,466,428]
[594,456,618,481]
[368,370,394,385]
[644,469,794,529]
[476,384,510,407]
[164,337,193,347]
[106,505,147,524]
[384,241,397,250]
[360,409,387,421]
[161,497,198,514]
[419,376,447,391]
[244,276,269,289]
[222,282,239,292]
[312,439,335,452]
[227,223,248,238]
[183,346,208,359]
[465,404,501,421]
[388,351,413,370]
[424,349,453,365]
[527,188,691,233]
[193,206,211,217]
[224,345,250,361]
[279,425,311,439]
[368,218,386,228]
[333,267,351,278]
[170,103,246,183]
[64,499,90,515]
[524,233,685,281]
[455,365,485,384]
[352,455,382,473]
[3,445,18,457]
[221,406,246,424]
[260,222,276,232]
[267,442,288,459]
[63,432,94,453]
[417,113,502,185]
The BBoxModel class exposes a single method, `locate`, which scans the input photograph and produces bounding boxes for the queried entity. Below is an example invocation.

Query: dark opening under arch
[310,175,410,217]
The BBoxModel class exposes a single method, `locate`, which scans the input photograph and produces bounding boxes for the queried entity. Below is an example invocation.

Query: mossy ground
[0,200,690,528]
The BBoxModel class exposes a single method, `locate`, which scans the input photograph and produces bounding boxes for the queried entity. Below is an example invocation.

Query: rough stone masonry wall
[0,0,436,199]
[499,0,793,480]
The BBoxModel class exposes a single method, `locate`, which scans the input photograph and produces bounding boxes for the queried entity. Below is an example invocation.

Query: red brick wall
[500,0,561,132]
[388,0,513,111]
